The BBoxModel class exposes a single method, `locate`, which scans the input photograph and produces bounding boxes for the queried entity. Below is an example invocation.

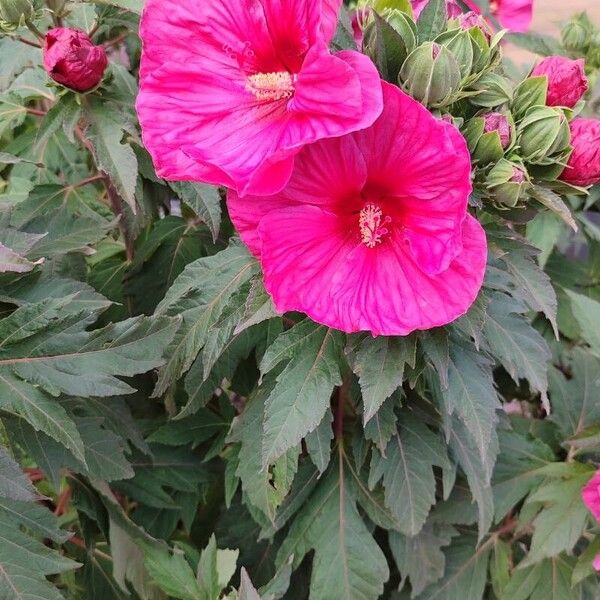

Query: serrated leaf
[0,446,35,502]
[172,182,222,242]
[305,408,333,475]
[347,334,416,423]
[482,293,551,410]
[229,383,299,521]
[492,428,554,522]
[144,545,203,600]
[522,467,593,565]
[565,290,600,355]
[277,457,389,600]
[446,416,494,539]
[154,244,257,397]
[86,99,138,214]
[389,522,457,597]
[363,395,399,453]
[234,277,279,335]
[369,412,451,536]
[260,321,343,466]
[414,534,492,600]
[548,348,600,438]
[531,186,577,231]
[0,242,43,273]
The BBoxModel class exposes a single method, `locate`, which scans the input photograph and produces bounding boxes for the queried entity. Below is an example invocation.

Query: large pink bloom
[136,0,383,197]
[490,0,533,33]
[228,83,487,336]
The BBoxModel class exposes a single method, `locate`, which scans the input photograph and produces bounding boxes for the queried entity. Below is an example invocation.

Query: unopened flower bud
[463,112,512,164]
[559,118,600,187]
[531,56,588,108]
[561,18,590,53]
[487,159,531,208]
[399,42,461,106]
[483,112,511,148]
[518,106,570,162]
[43,28,108,92]
[0,0,34,25]
[470,72,513,108]
[456,11,493,42]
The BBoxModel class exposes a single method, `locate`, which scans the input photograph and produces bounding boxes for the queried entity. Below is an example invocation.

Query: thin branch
[12,35,41,48]
[24,19,45,40]
[103,31,129,48]
[26,107,46,117]
[71,174,105,189]
[67,536,113,562]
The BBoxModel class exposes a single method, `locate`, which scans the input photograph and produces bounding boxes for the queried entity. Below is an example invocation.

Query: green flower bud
[463,112,513,165]
[469,72,513,108]
[588,32,600,68]
[511,76,548,120]
[487,159,531,208]
[363,10,417,82]
[435,29,474,78]
[561,18,590,53]
[0,0,34,25]
[517,106,570,164]
[399,42,461,106]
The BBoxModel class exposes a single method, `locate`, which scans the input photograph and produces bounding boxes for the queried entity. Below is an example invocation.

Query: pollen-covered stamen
[359,204,391,248]
[246,71,296,102]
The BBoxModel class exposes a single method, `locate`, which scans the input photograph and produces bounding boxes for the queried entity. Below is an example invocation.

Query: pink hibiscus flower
[136,0,383,197]
[582,470,600,571]
[227,83,487,336]
[489,0,533,33]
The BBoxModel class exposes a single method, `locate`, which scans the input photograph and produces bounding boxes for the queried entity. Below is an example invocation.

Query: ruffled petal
[227,134,367,254]
[495,0,533,33]
[354,83,472,274]
[320,0,342,42]
[258,206,487,336]
[582,471,600,521]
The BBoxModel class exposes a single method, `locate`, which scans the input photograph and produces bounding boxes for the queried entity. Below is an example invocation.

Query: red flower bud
[483,112,511,148]
[43,28,108,92]
[531,56,588,108]
[560,118,600,187]
[457,11,493,41]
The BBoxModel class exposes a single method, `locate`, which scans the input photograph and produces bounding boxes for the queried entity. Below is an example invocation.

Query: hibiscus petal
[227,134,367,255]
[320,0,343,42]
[258,206,487,336]
[354,82,472,274]
[495,0,533,33]
[582,472,600,521]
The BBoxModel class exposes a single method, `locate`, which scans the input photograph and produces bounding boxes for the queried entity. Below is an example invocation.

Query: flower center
[359,204,391,248]
[246,71,296,102]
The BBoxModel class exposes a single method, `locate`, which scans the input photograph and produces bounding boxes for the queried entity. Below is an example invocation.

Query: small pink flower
[531,57,588,108]
[582,470,600,521]
[43,28,107,92]
[490,0,533,33]
[560,119,600,187]
[227,83,487,336]
[594,554,600,571]
[136,0,383,197]
[483,112,511,148]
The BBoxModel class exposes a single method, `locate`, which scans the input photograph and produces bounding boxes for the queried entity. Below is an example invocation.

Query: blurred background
[506,0,600,64]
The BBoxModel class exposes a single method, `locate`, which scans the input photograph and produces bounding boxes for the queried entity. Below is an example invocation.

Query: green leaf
[171,182,222,242]
[414,534,492,600]
[260,320,343,466]
[446,416,494,538]
[565,290,600,355]
[305,408,333,475]
[0,242,43,274]
[0,446,35,501]
[548,348,600,438]
[0,498,70,543]
[363,395,399,453]
[417,0,447,41]
[389,523,457,597]
[153,244,257,397]
[522,466,593,565]
[0,509,79,600]
[148,409,229,447]
[482,294,551,410]
[86,99,139,214]
[492,427,554,522]
[144,545,203,600]
[369,412,451,536]
[347,334,416,423]
[277,457,389,600]
[92,0,144,13]
[229,383,299,521]
[531,186,578,232]
[238,568,261,600]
